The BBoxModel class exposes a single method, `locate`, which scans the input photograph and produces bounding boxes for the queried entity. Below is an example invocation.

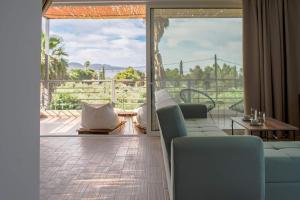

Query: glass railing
[155,78,244,117]
[40,79,146,111]
[40,78,243,117]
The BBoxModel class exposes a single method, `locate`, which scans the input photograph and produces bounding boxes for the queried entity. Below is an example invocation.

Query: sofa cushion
[184,118,227,136]
[178,103,207,118]
[187,131,227,137]
[184,118,216,127]
[172,136,265,200]
[264,142,300,183]
[156,104,187,162]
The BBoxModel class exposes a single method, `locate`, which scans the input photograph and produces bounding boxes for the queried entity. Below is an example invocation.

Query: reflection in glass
[151,8,243,130]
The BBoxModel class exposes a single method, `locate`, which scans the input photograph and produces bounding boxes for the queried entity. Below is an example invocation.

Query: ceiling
[51,0,242,7]
[44,0,242,19]
[44,5,146,19]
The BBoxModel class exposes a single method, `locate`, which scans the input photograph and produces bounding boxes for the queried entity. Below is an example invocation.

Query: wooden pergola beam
[44,5,146,19]
[42,0,53,14]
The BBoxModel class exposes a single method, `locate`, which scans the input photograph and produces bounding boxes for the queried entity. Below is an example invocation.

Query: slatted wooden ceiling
[44,5,146,19]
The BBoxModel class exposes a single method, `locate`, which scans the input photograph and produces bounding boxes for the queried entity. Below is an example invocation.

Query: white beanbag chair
[81,103,120,130]
[135,103,147,129]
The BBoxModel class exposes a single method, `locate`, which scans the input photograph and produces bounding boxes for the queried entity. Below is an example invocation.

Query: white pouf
[81,103,120,130]
[135,103,147,129]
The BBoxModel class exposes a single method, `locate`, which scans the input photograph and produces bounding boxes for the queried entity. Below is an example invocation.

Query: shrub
[69,69,97,80]
[50,93,81,110]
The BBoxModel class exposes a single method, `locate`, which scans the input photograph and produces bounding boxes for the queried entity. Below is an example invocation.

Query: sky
[159,18,243,70]
[48,19,146,67]
[45,17,242,69]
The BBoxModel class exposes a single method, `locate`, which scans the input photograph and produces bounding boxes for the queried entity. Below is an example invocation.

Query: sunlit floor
[40,115,240,136]
[40,116,144,136]
[40,136,169,200]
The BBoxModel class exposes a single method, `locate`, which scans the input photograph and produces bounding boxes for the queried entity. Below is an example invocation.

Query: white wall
[0,0,40,199]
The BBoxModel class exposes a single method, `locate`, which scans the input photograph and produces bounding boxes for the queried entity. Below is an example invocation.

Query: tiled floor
[40,116,143,136]
[40,136,168,200]
[40,116,237,136]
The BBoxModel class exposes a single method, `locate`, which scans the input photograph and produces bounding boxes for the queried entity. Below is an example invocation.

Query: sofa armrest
[178,103,207,119]
[171,136,265,200]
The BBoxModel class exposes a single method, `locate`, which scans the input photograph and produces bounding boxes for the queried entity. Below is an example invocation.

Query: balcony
[40,78,243,135]
[40,79,146,111]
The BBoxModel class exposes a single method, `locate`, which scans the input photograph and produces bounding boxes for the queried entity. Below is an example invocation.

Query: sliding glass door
[149,8,243,132]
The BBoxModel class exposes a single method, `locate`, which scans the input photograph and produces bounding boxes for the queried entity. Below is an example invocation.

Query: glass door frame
[145,2,243,135]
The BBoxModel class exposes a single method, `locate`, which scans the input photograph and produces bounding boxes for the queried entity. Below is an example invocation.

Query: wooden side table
[117,111,137,117]
[231,117,299,141]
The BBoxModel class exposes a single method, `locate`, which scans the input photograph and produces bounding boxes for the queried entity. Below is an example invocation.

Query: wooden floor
[40,115,236,136]
[40,116,144,136]
[40,136,168,200]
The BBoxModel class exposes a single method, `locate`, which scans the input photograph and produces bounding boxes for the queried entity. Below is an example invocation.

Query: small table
[231,117,299,141]
[117,111,137,117]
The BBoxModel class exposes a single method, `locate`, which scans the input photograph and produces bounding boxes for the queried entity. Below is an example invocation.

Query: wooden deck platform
[40,116,144,136]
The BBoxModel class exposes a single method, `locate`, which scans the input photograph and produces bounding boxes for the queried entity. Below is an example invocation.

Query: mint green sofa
[155,89,300,200]
[264,142,300,200]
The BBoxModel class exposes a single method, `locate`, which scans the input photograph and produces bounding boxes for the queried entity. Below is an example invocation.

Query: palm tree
[179,60,184,77]
[153,17,169,88]
[41,33,69,80]
[84,61,91,71]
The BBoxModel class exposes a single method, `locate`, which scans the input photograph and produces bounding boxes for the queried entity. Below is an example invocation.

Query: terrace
[40,77,243,135]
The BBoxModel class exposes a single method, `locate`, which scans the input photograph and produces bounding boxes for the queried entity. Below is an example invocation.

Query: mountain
[68,62,145,72]
[90,64,125,71]
[68,62,83,69]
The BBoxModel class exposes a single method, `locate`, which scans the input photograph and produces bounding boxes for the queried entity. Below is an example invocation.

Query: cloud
[48,19,146,66]
[159,18,243,69]
[45,18,242,69]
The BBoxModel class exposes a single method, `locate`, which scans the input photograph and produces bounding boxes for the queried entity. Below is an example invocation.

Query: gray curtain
[243,0,300,127]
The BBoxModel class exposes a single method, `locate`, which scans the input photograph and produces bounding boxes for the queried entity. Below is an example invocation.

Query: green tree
[114,67,145,81]
[238,67,243,80]
[114,67,145,86]
[188,65,203,80]
[203,65,214,89]
[69,69,97,80]
[41,33,69,80]
[84,61,91,71]
[165,68,182,87]
[219,64,236,79]
[101,66,105,80]
[165,68,181,79]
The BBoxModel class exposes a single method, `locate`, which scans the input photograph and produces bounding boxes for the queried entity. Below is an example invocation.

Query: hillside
[68,62,145,72]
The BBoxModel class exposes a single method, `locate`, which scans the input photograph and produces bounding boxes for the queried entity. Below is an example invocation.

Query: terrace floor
[39,112,298,200]
[40,116,144,136]
[40,136,168,200]
[40,114,241,136]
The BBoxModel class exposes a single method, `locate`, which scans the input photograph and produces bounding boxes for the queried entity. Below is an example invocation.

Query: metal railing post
[123,97,125,110]
[187,79,192,103]
[44,18,50,110]
[45,81,51,110]
[111,79,116,104]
